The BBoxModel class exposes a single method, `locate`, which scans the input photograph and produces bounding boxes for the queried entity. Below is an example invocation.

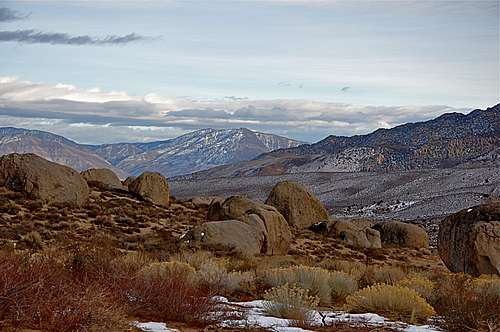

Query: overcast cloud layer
[0,1,497,143]
[0,77,472,144]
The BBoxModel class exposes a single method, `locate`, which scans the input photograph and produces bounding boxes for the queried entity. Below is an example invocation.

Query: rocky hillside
[0,127,303,178]
[87,128,304,177]
[185,104,499,178]
[0,127,126,177]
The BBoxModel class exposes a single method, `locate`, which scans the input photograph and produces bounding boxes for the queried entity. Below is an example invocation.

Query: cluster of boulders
[5,153,497,277]
[185,180,432,257]
[187,195,292,256]
[0,153,171,208]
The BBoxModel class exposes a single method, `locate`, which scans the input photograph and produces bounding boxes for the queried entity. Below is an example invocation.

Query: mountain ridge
[0,127,304,178]
[180,104,500,178]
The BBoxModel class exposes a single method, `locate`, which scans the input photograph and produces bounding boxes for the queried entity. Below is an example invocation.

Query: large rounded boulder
[128,172,169,208]
[0,153,89,206]
[438,201,500,276]
[206,195,292,255]
[265,181,329,229]
[186,219,266,257]
[81,168,126,190]
[373,221,429,248]
[329,219,382,249]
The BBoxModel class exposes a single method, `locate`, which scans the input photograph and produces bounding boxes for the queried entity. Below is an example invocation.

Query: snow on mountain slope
[185,104,500,178]
[91,128,304,177]
[0,127,303,178]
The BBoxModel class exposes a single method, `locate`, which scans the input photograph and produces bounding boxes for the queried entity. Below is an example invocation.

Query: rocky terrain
[171,167,499,220]
[171,166,500,246]
[0,153,498,332]
[184,104,499,178]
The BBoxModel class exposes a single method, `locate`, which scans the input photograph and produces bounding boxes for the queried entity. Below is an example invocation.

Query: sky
[0,0,498,144]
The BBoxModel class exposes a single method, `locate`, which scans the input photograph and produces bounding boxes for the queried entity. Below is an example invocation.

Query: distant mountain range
[87,128,304,177]
[0,127,304,178]
[1,104,498,179]
[183,104,500,178]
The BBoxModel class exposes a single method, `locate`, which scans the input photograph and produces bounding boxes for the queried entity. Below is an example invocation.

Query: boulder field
[1,153,466,268]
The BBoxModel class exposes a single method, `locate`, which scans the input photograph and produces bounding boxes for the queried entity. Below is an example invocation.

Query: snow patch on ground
[132,321,180,332]
[133,297,441,332]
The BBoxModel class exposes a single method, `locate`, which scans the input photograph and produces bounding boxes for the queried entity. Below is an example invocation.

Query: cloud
[341,86,351,92]
[0,6,148,46]
[0,30,147,45]
[0,7,27,22]
[0,77,474,144]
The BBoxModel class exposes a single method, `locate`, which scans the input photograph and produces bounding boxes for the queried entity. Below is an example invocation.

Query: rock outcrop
[0,153,89,206]
[81,168,126,190]
[206,195,292,255]
[438,202,500,276]
[373,221,429,248]
[329,219,382,249]
[128,172,169,208]
[265,181,329,229]
[122,176,136,187]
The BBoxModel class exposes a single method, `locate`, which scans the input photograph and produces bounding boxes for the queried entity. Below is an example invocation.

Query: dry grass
[263,284,319,323]
[263,266,332,305]
[345,284,436,323]
[196,259,253,295]
[329,271,358,301]
[360,265,406,287]
[397,276,434,301]
[139,261,196,282]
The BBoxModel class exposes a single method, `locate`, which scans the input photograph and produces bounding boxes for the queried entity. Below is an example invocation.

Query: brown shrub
[21,231,43,249]
[431,273,500,331]
[0,200,20,214]
[0,251,124,331]
[124,272,214,324]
